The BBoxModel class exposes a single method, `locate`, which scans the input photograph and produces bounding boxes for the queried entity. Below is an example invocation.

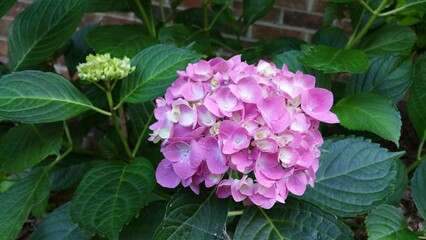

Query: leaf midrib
[0,96,93,110]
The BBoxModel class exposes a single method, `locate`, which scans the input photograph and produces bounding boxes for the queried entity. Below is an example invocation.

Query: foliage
[0,0,425,239]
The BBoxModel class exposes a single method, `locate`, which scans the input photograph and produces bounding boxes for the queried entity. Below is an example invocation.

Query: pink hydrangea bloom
[149,55,339,209]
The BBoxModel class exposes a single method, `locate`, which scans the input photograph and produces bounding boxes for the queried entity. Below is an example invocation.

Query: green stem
[90,106,112,117]
[407,133,426,173]
[357,0,375,14]
[159,0,166,23]
[63,121,72,145]
[105,82,133,160]
[44,147,73,172]
[379,1,426,16]
[203,1,209,31]
[135,0,156,37]
[345,0,389,49]
[206,2,229,31]
[132,112,154,157]
[93,81,107,92]
[227,210,244,217]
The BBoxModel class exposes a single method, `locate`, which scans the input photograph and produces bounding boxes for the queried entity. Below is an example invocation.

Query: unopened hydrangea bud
[77,53,135,82]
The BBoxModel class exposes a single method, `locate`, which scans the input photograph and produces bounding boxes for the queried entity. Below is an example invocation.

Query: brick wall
[0,0,329,65]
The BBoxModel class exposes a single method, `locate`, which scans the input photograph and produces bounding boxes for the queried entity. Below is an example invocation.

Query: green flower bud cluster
[77,53,135,82]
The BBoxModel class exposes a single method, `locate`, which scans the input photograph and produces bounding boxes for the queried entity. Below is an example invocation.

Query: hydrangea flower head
[149,55,339,209]
[77,53,135,82]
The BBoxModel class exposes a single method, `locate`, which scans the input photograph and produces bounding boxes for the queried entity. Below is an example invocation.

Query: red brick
[231,1,243,16]
[275,0,308,10]
[80,14,103,28]
[0,41,8,57]
[0,18,12,39]
[101,16,138,25]
[261,7,282,24]
[5,2,29,18]
[312,0,327,13]
[283,10,322,29]
[180,0,203,8]
[252,24,304,40]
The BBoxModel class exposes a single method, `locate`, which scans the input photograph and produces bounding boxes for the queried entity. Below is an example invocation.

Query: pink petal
[186,60,213,82]
[286,171,308,196]
[163,142,190,163]
[301,88,339,124]
[257,96,291,133]
[156,159,181,188]
[222,128,250,154]
[172,161,197,179]
[178,104,195,127]
[230,151,253,173]
[294,71,315,90]
[232,77,262,103]
[257,152,284,179]
[254,138,278,153]
[276,179,289,200]
[279,147,299,167]
[199,137,229,174]
[197,105,217,127]
[204,96,224,117]
[217,179,232,198]
[181,82,206,101]
[290,113,310,132]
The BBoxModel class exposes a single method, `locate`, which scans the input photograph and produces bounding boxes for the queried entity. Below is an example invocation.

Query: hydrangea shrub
[0,0,425,239]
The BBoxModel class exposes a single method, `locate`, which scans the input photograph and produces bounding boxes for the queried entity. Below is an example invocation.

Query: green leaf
[0,0,17,18]
[408,54,426,141]
[120,44,201,104]
[71,157,154,240]
[332,93,402,145]
[323,3,346,26]
[299,45,370,73]
[86,25,159,58]
[411,158,426,220]
[99,136,120,159]
[243,37,305,64]
[0,123,63,171]
[64,24,98,78]
[0,171,51,240]
[8,0,86,71]
[357,23,416,58]
[30,203,91,240]
[386,160,407,205]
[312,26,348,49]
[349,0,386,32]
[153,189,229,240]
[347,55,413,103]
[128,101,155,148]
[301,136,402,217]
[234,199,353,240]
[158,24,211,53]
[396,0,426,11]
[48,154,101,191]
[273,50,331,89]
[86,0,129,12]
[0,71,98,123]
[242,0,275,25]
[120,201,168,240]
[365,204,418,240]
